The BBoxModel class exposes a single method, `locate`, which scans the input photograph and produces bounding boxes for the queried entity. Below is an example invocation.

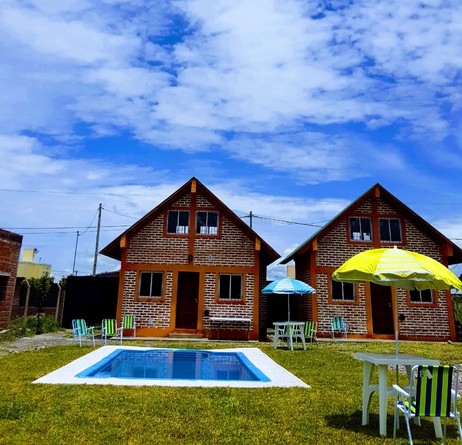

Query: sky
[1,0,462,281]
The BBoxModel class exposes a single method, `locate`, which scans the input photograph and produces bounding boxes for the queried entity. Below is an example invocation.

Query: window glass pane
[167,211,178,234]
[361,218,371,240]
[350,218,360,239]
[208,212,218,228]
[379,219,391,241]
[178,211,189,227]
[389,219,402,242]
[219,275,230,299]
[151,273,163,297]
[230,275,242,299]
[343,283,355,300]
[421,289,432,303]
[196,211,206,234]
[139,272,152,297]
[332,280,343,299]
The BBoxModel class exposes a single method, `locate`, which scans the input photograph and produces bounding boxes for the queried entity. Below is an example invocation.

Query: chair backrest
[102,319,117,336]
[122,315,134,329]
[331,316,344,330]
[305,321,316,337]
[412,365,457,418]
[72,319,87,335]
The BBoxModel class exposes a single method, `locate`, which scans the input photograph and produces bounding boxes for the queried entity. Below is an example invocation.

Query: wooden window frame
[195,210,220,237]
[328,275,359,305]
[379,217,403,244]
[216,273,246,304]
[407,289,437,308]
[348,216,373,243]
[165,209,190,236]
[135,271,166,302]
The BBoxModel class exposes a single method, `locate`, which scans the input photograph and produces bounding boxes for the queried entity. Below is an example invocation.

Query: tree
[28,273,54,334]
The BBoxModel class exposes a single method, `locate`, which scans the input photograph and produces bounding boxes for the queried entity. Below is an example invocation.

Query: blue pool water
[76,349,270,382]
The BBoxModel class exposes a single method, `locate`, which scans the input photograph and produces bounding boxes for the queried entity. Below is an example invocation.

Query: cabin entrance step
[168,333,204,339]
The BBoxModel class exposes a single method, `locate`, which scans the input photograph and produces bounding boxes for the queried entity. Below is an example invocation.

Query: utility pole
[92,203,102,276]
[72,231,79,275]
[249,211,253,229]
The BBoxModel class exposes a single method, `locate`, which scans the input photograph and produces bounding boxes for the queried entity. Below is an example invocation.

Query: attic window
[196,211,218,235]
[167,210,190,235]
[349,217,372,242]
[379,218,402,243]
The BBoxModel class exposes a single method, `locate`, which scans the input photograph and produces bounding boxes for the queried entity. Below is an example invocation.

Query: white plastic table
[355,352,441,437]
[273,322,306,351]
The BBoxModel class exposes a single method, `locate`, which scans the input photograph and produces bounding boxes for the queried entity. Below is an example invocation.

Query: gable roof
[281,183,462,265]
[100,177,280,263]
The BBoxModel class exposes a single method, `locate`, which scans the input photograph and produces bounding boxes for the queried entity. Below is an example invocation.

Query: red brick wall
[0,229,22,329]
[119,191,259,338]
[303,195,454,340]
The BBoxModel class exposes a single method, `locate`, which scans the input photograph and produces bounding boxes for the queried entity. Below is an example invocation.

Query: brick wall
[305,195,454,340]
[0,229,22,329]
[119,191,259,338]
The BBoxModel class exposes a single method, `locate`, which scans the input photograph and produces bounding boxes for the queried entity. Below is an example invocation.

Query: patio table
[273,321,306,351]
[355,352,441,437]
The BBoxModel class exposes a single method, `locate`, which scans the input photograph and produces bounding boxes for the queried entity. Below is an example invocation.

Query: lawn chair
[102,318,122,345]
[393,364,462,444]
[331,316,348,338]
[72,319,95,347]
[120,315,136,342]
[304,321,317,344]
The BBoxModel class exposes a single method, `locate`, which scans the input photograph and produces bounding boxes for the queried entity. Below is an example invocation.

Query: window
[349,217,372,241]
[218,274,242,301]
[0,276,7,301]
[196,211,219,235]
[331,279,356,301]
[167,210,189,234]
[409,289,433,304]
[379,218,402,243]
[139,272,163,298]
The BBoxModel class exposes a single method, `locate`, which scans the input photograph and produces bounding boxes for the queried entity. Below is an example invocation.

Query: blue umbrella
[262,278,316,322]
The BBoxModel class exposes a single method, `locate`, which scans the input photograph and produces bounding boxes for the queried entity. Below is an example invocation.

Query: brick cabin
[281,184,462,341]
[0,229,23,329]
[101,178,280,340]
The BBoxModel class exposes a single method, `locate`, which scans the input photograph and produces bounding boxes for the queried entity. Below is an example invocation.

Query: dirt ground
[0,331,75,357]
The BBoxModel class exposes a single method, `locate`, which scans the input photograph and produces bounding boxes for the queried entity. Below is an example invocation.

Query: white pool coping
[33,346,309,388]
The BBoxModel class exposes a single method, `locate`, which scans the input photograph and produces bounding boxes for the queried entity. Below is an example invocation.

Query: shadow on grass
[325,410,461,442]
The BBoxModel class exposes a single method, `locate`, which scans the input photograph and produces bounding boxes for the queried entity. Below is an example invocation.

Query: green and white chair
[101,318,122,345]
[120,314,136,342]
[393,364,462,445]
[304,321,317,344]
[330,316,348,338]
[72,319,95,347]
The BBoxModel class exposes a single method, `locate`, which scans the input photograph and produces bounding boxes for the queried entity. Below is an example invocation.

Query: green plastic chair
[120,315,136,342]
[393,365,462,445]
[304,321,317,343]
[102,319,122,345]
[72,319,95,347]
[330,316,348,338]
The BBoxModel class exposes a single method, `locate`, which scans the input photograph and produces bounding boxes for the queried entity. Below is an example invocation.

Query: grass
[0,339,461,444]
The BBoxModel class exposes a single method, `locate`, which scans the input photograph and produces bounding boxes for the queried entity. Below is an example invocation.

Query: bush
[2,315,61,341]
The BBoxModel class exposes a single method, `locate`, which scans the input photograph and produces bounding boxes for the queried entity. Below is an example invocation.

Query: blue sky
[1,0,462,280]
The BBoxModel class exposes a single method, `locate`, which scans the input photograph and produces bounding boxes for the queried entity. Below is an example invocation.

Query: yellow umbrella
[333,246,462,355]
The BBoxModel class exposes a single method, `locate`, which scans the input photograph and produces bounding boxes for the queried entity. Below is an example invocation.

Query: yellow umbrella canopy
[332,246,462,357]
[332,247,462,291]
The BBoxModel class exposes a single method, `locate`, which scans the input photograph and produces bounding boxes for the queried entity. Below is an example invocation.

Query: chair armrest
[87,326,95,333]
[393,384,410,398]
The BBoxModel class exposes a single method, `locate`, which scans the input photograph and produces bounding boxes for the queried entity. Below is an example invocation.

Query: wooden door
[371,283,394,335]
[175,272,199,329]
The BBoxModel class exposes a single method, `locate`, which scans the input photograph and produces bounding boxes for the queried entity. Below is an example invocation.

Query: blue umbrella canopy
[262,278,316,322]
[262,278,316,295]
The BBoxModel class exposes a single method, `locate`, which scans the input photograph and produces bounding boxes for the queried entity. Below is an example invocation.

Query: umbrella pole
[394,288,399,384]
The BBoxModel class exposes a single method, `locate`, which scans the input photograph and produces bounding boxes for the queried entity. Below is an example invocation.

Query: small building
[0,229,23,329]
[17,248,51,279]
[101,177,279,340]
[281,183,462,341]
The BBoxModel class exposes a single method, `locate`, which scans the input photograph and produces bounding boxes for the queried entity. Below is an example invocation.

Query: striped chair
[120,315,136,342]
[102,319,122,345]
[304,321,317,344]
[330,316,348,338]
[393,365,462,444]
[72,319,95,347]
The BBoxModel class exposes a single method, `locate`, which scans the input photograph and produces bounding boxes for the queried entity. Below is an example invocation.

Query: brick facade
[0,229,23,329]
[101,178,279,340]
[283,184,462,342]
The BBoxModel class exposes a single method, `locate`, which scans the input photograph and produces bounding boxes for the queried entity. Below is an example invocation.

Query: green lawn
[0,339,461,444]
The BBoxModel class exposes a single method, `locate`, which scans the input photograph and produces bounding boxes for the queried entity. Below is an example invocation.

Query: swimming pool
[33,346,309,388]
[76,349,270,382]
